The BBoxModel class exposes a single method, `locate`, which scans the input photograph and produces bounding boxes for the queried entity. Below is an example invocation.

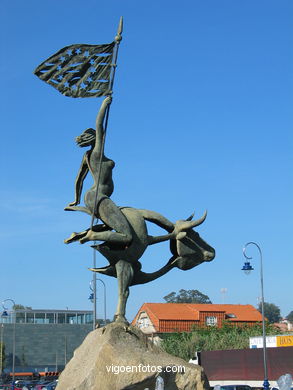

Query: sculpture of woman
[64,96,132,246]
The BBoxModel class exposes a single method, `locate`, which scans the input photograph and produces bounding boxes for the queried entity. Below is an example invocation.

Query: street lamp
[242,242,269,390]
[0,323,4,376]
[89,278,107,329]
[2,299,16,390]
[89,244,107,330]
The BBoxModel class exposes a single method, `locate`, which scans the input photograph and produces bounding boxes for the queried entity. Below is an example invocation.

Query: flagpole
[90,16,123,231]
[89,18,123,326]
[103,16,123,137]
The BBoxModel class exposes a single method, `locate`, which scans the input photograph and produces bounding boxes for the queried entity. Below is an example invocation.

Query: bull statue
[64,97,215,323]
[65,207,215,323]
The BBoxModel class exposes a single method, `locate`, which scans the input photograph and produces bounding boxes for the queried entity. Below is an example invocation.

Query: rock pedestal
[56,322,209,390]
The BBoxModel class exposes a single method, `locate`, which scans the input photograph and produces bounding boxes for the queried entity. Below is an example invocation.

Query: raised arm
[94,96,112,153]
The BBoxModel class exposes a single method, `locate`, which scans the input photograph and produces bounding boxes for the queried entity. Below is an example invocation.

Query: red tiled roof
[217,304,263,322]
[132,303,263,328]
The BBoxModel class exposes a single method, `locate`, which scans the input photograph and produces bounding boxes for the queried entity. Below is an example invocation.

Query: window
[45,313,55,324]
[16,312,26,323]
[57,313,65,324]
[137,316,149,328]
[141,318,149,328]
[85,313,93,324]
[226,313,236,319]
[77,314,84,324]
[206,316,217,327]
[34,313,45,324]
[26,312,34,323]
[67,313,77,324]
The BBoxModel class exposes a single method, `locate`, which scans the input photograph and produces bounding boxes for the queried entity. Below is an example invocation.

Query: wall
[2,323,92,371]
[201,346,293,382]
[159,320,198,332]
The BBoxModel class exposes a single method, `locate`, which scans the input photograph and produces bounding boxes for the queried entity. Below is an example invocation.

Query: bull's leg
[114,260,134,323]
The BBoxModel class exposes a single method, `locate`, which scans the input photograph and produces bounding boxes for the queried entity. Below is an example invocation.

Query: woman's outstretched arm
[94,95,112,154]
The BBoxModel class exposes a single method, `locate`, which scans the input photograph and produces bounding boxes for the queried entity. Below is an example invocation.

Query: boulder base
[56,322,209,390]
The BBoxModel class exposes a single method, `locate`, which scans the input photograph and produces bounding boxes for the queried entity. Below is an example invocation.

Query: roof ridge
[144,303,161,320]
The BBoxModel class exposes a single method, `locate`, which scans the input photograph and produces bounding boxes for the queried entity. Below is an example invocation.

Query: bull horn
[189,210,207,228]
[186,212,195,221]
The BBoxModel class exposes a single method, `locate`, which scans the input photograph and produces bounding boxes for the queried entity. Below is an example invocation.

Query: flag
[34,42,116,98]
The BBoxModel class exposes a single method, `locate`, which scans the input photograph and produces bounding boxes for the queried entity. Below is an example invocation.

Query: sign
[276,335,293,347]
[249,336,276,348]
[250,334,293,348]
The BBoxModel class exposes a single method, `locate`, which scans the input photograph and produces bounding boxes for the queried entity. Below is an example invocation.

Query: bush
[161,322,279,361]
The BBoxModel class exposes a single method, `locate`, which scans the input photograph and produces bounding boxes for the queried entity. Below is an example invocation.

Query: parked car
[15,380,38,390]
[271,388,293,390]
[0,385,23,390]
[214,385,252,390]
[33,382,52,390]
[40,380,58,390]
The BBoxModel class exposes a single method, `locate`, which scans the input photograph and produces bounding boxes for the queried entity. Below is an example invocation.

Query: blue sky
[0,0,292,322]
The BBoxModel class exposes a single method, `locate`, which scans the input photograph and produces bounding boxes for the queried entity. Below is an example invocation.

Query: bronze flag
[34,42,115,98]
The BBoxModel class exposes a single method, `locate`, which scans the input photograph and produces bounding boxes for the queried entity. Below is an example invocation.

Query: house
[273,318,293,332]
[132,303,263,335]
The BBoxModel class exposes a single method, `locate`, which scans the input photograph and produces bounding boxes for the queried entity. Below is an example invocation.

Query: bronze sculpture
[63,96,215,322]
[34,18,215,323]
[64,96,132,248]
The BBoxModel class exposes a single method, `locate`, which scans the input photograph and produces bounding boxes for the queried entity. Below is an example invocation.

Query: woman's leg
[64,222,110,244]
[80,198,132,245]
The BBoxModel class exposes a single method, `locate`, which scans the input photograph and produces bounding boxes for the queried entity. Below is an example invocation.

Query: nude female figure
[64,96,132,246]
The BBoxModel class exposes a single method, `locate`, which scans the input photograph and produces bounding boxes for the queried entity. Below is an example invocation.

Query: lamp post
[91,246,97,331]
[97,278,107,326]
[89,278,107,329]
[90,244,107,329]
[0,323,4,375]
[242,242,269,390]
[2,299,16,390]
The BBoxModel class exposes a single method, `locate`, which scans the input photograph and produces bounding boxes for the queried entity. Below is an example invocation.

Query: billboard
[250,334,293,348]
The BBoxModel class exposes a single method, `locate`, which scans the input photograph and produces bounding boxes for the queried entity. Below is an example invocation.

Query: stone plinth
[56,322,209,390]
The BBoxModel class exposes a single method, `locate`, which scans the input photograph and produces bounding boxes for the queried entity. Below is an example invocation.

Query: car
[271,388,293,390]
[33,382,52,390]
[0,385,23,390]
[214,385,253,390]
[41,380,58,390]
[14,380,38,390]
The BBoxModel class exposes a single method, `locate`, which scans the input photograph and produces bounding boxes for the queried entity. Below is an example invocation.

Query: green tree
[286,311,293,322]
[163,289,212,304]
[12,304,32,310]
[161,322,279,361]
[12,304,32,323]
[96,318,112,327]
[258,302,281,324]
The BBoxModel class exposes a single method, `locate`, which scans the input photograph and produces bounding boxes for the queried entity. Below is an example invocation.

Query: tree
[12,304,32,323]
[258,302,281,324]
[12,304,32,310]
[96,318,112,327]
[286,311,293,322]
[163,289,212,304]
